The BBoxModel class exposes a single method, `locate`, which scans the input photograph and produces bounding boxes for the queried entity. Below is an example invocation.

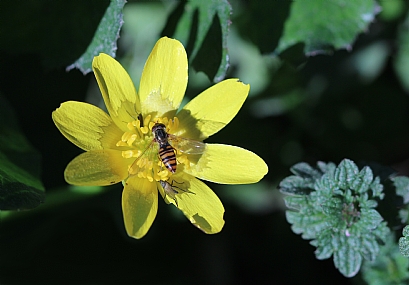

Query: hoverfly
[130,122,205,175]
[159,179,194,207]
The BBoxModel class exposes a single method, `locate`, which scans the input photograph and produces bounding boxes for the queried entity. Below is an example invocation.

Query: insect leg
[170,179,195,195]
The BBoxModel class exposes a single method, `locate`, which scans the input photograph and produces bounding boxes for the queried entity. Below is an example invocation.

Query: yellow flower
[52,37,268,239]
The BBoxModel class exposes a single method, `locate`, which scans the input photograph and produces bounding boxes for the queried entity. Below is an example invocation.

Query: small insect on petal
[159,179,194,207]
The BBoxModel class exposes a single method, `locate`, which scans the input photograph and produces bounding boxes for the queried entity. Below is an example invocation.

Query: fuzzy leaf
[399,236,409,258]
[399,225,409,257]
[283,195,306,210]
[279,162,331,195]
[360,234,379,261]
[279,176,312,195]
[358,208,383,230]
[286,210,328,240]
[333,236,362,278]
[394,176,409,204]
[370,177,384,199]
[281,159,388,278]
[351,166,373,194]
[290,162,323,179]
[335,159,360,189]
[317,161,337,174]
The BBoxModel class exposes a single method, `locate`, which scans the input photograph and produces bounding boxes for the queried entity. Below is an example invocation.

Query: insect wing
[168,134,206,155]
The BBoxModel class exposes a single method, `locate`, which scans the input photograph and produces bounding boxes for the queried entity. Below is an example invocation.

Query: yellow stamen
[116,141,128,147]
[140,126,149,134]
[148,121,155,130]
[121,132,133,142]
[122,150,135,159]
[127,134,137,146]
[144,114,152,128]
[127,122,135,131]
[120,115,194,183]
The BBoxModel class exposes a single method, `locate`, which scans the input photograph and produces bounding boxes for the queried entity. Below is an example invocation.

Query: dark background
[1,0,409,284]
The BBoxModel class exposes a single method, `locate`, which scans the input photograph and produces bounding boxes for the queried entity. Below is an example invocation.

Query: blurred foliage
[0,95,44,210]
[276,0,380,55]
[162,0,233,82]
[1,0,409,284]
[363,233,409,285]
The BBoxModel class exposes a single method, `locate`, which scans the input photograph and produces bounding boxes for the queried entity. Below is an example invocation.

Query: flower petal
[160,175,224,234]
[139,37,188,117]
[122,176,158,239]
[52,101,123,151]
[178,79,250,140]
[93,53,141,131]
[185,144,268,184]
[64,149,129,186]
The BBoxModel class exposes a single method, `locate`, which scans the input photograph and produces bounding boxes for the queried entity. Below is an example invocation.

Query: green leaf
[279,161,332,195]
[399,236,409,258]
[0,95,44,210]
[361,235,380,261]
[66,0,126,74]
[280,159,389,277]
[363,233,409,285]
[404,226,409,237]
[351,166,373,194]
[399,225,409,257]
[394,176,409,224]
[370,177,385,199]
[290,162,324,179]
[394,176,409,204]
[358,208,383,230]
[279,176,312,196]
[286,209,328,240]
[0,185,108,222]
[163,0,232,82]
[283,195,306,211]
[335,159,359,190]
[276,0,380,55]
[332,234,362,277]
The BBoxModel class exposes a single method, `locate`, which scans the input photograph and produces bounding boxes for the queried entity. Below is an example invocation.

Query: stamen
[127,122,135,131]
[144,114,152,128]
[167,117,179,133]
[173,117,179,129]
[116,141,128,147]
[127,134,137,146]
[148,121,155,130]
[122,150,135,159]
[132,120,140,128]
[121,132,133,142]
[140,126,149,134]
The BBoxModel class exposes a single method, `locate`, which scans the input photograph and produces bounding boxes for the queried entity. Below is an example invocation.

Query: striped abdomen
[158,143,177,173]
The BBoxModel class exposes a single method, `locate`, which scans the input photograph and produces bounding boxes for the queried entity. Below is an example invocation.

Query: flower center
[116,115,185,182]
